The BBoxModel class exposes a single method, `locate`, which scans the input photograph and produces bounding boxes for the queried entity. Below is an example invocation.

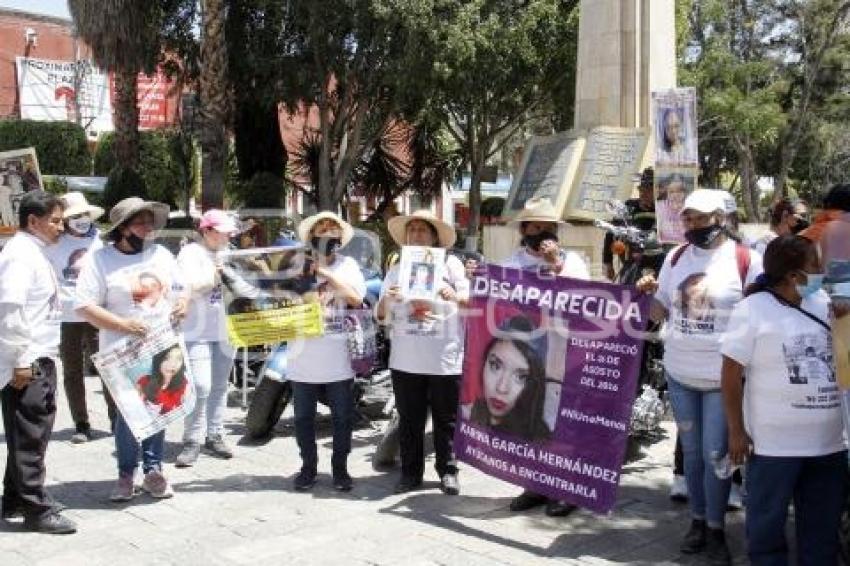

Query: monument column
[573,0,676,130]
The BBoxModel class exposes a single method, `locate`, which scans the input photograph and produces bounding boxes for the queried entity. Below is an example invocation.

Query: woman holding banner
[637,189,762,565]
[501,197,589,518]
[174,210,239,468]
[76,197,188,503]
[720,235,845,565]
[377,210,469,496]
[288,212,365,493]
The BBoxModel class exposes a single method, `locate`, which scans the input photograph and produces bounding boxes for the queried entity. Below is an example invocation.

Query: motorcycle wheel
[372,411,401,469]
[245,378,292,439]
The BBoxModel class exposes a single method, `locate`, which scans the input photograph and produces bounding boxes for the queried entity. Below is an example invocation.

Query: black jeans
[1,358,61,519]
[60,321,115,427]
[391,370,460,480]
[292,379,354,474]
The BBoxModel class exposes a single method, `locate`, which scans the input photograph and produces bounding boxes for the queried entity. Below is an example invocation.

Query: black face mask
[523,231,558,252]
[310,236,342,257]
[125,233,146,254]
[792,219,810,234]
[684,224,723,249]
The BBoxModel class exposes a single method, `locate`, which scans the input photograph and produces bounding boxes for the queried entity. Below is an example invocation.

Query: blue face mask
[796,272,825,298]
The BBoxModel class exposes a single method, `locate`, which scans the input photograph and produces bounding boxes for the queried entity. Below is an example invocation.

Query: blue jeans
[667,376,730,528]
[114,414,165,478]
[183,341,234,443]
[292,379,353,474]
[746,451,848,566]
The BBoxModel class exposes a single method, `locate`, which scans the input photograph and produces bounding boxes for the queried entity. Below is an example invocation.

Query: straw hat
[509,197,565,225]
[61,191,104,220]
[107,197,169,235]
[387,209,456,248]
[297,211,354,246]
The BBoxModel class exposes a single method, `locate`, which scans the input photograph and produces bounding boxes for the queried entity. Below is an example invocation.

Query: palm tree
[198,0,230,209]
[69,1,163,169]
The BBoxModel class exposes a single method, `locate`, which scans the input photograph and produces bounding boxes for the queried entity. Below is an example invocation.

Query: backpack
[670,243,752,288]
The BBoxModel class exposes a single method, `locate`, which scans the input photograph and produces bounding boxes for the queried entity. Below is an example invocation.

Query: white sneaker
[142,470,174,499]
[669,474,688,502]
[727,482,744,510]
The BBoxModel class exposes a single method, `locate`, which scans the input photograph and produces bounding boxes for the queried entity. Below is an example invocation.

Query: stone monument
[489,0,678,271]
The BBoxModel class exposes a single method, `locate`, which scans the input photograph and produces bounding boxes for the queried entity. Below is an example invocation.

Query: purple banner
[455,265,651,513]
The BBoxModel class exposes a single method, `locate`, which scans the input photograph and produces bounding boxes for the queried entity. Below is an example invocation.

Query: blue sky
[0,0,70,19]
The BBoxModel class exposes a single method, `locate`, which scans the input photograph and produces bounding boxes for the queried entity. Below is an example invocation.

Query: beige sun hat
[107,197,170,235]
[297,211,355,246]
[61,191,104,220]
[387,209,457,248]
[509,197,565,225]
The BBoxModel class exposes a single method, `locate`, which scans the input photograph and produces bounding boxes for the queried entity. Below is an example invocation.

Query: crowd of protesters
[1,181,849,566]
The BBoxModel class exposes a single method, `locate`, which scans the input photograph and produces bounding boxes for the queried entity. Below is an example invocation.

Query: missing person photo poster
[654,167,698,244]
[0,147,43,233]
[399,245,446,301]
[652,88,698,167]
[219,245,325,347]
[92,323,195,441]
[456,265,650,513]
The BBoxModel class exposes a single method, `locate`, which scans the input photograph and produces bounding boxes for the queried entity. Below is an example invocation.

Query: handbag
[344,305,378,376]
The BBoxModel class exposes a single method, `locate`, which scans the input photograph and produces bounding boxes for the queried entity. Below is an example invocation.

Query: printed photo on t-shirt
[61,247,88,283]
[674,272,715,334]
[782,332,835,385]
[130,271,169,313]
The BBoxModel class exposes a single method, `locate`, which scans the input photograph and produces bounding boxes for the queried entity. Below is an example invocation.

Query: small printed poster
[0,147,43,233]
[92,323,195,441]
[398,246,446,301]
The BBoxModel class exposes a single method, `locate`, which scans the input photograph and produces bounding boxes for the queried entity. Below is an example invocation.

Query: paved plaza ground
[0,375,747,565]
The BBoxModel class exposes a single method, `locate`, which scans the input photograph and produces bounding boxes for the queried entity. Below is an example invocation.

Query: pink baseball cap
[199,209,239,235]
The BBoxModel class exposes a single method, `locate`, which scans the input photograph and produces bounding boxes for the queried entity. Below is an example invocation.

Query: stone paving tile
[0,377,749,565]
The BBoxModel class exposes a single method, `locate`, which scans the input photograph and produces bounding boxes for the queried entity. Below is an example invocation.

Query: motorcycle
[594,201,669,461]
[243,229,394,439]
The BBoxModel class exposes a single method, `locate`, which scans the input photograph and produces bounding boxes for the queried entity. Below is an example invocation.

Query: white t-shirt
[0,232,61,387]
[75,243,185,351]
[720,291,844,457]
[655,239,762,386]
[381,254,469,376]
[177,242,227,343]
[752,231,777,256]
[44,230,103,322]
[286,254,366,384]
[502,247,591,280]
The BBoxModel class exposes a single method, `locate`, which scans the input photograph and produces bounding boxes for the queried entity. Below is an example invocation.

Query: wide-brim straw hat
[61,191,104,220]
[297,211,354,246]
[387,209,457,248]
[107,197,169,235]
[509,197,565,225]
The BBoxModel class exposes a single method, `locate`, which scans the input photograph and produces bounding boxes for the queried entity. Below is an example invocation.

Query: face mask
[796,272,824,298]
[792,219,810,234]
[125,233,147,254]
[310,236,342,257]
[523,231,558,252]
[684,224,723,249]
[68,217,92,235]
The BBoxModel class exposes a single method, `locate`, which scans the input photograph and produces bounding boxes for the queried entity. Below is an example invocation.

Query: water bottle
[710,450,741,480]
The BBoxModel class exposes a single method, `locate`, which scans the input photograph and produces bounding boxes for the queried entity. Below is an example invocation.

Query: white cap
[682,189,725,215]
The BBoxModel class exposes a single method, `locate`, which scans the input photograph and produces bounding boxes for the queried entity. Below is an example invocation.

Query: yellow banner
[834,311,850,390]
[226,302,324,347]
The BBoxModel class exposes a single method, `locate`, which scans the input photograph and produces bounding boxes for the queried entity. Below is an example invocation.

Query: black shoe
[23,512,76,534]
[680,519,707,554]
[332,471,353,492]
[440,474,460,496]
[294,469,317,491]
[394,476,422,494]
[1,502,22,520]
[545,500,577,517]
[705,528,732,565]
[71,422,92,444]
[509,490,548,512]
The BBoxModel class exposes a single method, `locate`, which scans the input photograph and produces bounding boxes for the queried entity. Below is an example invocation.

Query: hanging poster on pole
[0,147,44,234]
[455,266,650,513]
[654,167,698,244]
[652,88,699,167]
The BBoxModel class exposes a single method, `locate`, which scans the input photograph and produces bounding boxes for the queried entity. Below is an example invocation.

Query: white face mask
[68,216,92,235]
